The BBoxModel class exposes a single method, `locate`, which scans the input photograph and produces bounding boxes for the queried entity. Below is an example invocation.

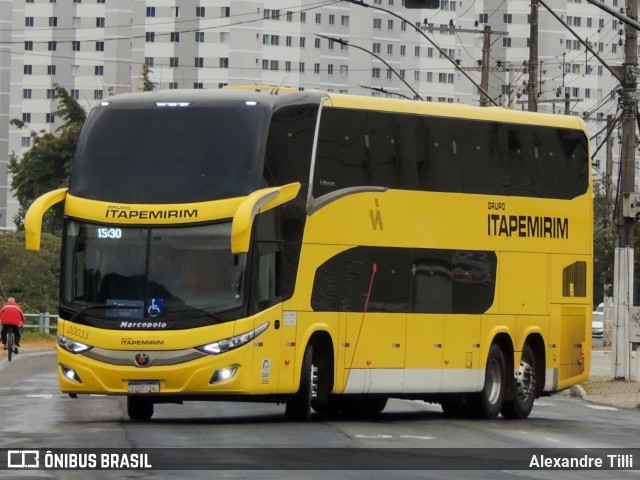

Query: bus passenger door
[250,299,284,394]
[249,218,286,394]
[259,304,298,395]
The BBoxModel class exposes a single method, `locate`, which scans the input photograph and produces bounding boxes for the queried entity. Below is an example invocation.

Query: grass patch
[21,330,56,342]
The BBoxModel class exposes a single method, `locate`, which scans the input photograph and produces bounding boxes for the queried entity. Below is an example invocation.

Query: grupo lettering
[487,201,506,210]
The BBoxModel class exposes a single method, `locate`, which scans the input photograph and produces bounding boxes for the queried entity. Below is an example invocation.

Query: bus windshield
[70,104,269,204]
[61,220,246,326]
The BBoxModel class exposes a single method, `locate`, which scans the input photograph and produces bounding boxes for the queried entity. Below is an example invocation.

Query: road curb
[569,384,587,399]
[592,349,611,357]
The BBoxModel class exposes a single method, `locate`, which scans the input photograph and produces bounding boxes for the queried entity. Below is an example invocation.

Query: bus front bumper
[57,346,254,396]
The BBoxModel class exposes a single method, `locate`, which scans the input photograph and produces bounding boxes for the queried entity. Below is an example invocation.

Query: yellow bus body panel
[50,91,592,401]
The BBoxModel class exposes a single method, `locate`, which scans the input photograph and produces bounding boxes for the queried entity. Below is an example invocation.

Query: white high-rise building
[0,0,628,229]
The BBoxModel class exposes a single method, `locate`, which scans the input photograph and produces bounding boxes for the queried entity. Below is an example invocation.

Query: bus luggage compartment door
[343,312,406,394]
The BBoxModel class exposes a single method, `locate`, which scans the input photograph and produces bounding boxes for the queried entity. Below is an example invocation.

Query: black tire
[6,331,14,362]
[501,344,537,420]
[310,345,334,414]
[127,396,154,421]
[441,396,467,418]
[471,344,506,419]
[285,344,314,421]
[312,395,342,416]
[338,397,388,418]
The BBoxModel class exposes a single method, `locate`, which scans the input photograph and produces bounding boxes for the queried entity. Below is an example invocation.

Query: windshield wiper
[67,303,223,324]
[166,306,221,322]
[70,303,143,322]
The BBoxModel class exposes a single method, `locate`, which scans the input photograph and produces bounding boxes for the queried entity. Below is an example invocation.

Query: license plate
[128,380,160,394]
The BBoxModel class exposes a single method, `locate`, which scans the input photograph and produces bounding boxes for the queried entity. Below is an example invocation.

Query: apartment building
[0,0,625,229]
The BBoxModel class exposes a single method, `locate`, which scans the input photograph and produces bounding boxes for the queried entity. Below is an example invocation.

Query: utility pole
[612,0,638,380]
[618,0,638,250]
[480,25,491,107]
[606,115,614,230]
[462,62,525,108]
[528,0,539,112]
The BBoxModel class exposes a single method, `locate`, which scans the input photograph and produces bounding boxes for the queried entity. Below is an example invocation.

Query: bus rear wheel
[501,344,536,419]
[471,344,506,419]
[338,397,388,418]
[440,396,467,418]
[127,396,154,422]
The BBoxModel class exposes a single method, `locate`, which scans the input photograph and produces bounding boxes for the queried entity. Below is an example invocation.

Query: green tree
[141,63,156,92]
[52,83,86,129]
[593,193,614,305]
[8,84,85,230]
[0,231,60,312]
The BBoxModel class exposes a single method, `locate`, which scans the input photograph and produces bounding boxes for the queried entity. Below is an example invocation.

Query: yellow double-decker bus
[25,88,592,421]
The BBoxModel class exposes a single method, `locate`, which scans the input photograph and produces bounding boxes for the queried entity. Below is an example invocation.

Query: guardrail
[23,313,57,335]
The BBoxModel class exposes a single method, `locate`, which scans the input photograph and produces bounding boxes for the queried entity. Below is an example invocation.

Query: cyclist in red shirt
[1,297,25,354]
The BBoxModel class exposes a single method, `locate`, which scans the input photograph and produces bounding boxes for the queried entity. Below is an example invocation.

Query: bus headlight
[197,321,269,355]
[61,365,83,383]
[57,334,93,354]
[210,364,239,384]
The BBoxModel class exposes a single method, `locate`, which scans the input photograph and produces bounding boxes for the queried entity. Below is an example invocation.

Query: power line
[0,0,340,46]
[317,34,423,100]
[345,0,498,106]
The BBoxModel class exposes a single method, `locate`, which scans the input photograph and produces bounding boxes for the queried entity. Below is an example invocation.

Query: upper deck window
[313,108,589,200]
[70,103,270,204]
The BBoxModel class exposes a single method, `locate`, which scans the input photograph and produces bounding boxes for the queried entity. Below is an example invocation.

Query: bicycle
[6,328,15,361]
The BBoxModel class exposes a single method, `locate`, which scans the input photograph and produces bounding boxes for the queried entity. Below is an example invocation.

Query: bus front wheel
[501,344,536,419]
[285,344,314,421]
[472,344,506,419]
[127,396,154,422]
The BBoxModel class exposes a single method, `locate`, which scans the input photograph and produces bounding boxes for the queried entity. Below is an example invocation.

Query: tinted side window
[311,247,497,314]
[262,105,317,302]
[313,108,589,200]
[264,105,318,186]
[313,110,375,197]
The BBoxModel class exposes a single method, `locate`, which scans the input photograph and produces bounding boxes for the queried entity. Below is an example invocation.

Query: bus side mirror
[231,182,301,254]
[24,188,68,251]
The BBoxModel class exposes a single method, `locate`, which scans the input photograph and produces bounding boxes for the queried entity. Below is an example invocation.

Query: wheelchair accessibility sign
[146,298,164,317]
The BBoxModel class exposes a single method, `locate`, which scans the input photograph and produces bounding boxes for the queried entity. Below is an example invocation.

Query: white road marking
[399,435,435,440]
[355,434,393,439]
[585,405,618,411]
[26,394,53,399]
[543,437,560,443]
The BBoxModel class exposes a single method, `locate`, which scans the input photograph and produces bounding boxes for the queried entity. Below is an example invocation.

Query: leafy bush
[0,231,60,313]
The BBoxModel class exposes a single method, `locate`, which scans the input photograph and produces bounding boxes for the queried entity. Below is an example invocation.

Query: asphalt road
[2,351,640,480]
